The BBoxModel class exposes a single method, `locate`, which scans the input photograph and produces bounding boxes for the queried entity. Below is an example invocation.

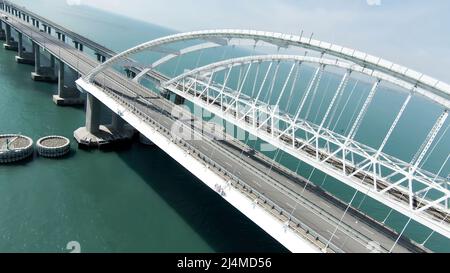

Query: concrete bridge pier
[125,68,137,79]
[56,32,66,42]
[53,60,84,106]
[95,52,106,63]
[15,32,35,65]
[31,42,58,82]
[74,93,135,149]
[3,24,18,51]
[73,41,83,51]
[0,20,5,41]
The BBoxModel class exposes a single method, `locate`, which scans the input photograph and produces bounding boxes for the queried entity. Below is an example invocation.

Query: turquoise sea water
[1,0,449,252]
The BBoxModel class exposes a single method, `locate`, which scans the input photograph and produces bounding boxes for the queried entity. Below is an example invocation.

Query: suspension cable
[324,188,359,251]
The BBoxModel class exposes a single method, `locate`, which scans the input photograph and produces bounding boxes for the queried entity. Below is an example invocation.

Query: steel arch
[85,29,450,108]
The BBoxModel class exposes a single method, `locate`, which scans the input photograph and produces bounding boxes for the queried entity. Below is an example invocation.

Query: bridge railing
[97,82,345,253]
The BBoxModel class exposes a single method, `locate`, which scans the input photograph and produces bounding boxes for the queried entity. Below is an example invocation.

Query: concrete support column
[31,18,35,26]
[17,32,23,56]
[36,21,39,28]
[61,34,66,42]
[53,60,83,106]
[31,48,57,82]
[50,55,55,69]
[34,42,40,73]
[95,53,106,63]
[15,32,34,65]
[125,68,136,79]
[85,93,101,134]
[73,41,83,51]
[5,23,10,44]
[0,21,4,42]
[3,24,18,51]
[112,113,126,132]
[74,94,134,149]
[58,60,65,93]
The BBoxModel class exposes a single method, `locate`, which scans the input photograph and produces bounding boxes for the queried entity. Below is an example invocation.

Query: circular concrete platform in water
[36,136,71,158]
[0,134,34,163]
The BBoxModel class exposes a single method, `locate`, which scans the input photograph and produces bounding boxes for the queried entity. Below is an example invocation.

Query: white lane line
[360,225,375,236]
[327,230,340,240]
[224,161,232,168]
[252,180,262,187]
[321,201,332,209]
[286,203,295,209]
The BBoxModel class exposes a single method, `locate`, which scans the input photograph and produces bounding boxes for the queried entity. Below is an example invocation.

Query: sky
[13,0,450,83]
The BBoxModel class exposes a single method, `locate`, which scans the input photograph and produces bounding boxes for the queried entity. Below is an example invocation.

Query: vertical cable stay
[228,63,252,115]
[327,77,353,130]
[236,64,244,91]
[254,62,273,105]
[318,71,350,132]
[274,62,296,111]
[422,214,449,246]
[265,61,280,104]
[345,79,381,143]
[285,61,302,114]
[331,78,359,132]
[390,217,413,253]
[324,189,359,252]
[210,65,232,106]
[293,65,323,123]
[304,67,326,123]
[251,61,261,98]
[411,110,448,169]
[376,93,412,156]
[420,123,449,170]
[310,71,331,124]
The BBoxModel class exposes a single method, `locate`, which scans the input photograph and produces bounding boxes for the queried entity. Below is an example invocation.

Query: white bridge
[1,0,449,252]
[84,30,450,241]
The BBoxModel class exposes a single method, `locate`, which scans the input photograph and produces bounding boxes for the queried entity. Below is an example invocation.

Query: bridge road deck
[1,11,426,253]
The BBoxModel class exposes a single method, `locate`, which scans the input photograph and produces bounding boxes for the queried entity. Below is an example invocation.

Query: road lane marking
[360,225,375,236]
[327,230,340,240]
[321,201,332,209]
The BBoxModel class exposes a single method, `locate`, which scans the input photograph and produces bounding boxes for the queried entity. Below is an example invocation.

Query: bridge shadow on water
[116,142,289,253]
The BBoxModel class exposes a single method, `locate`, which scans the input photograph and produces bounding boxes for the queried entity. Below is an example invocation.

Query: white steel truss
[83,29,450,239]
[160,55,450,238]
